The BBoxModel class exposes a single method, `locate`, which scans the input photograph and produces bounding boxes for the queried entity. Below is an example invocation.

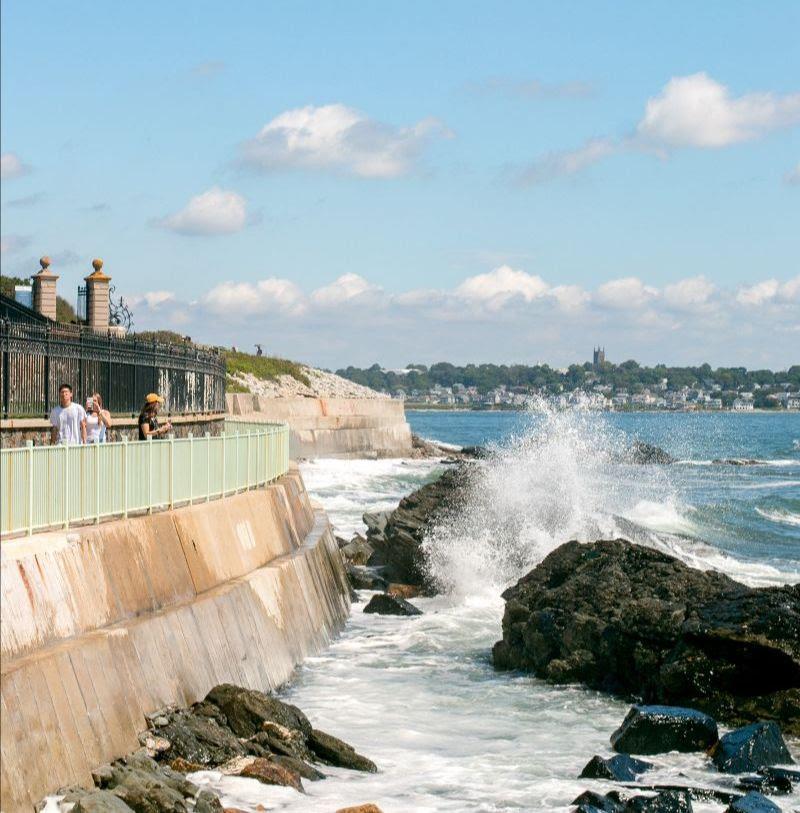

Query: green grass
[224,351,310,386]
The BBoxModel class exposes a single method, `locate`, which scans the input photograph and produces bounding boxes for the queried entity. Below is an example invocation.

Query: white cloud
[637,73,800,148]
[785,162,800,186]
[455,265,549,310]
[158,187,247,236]
[241,104,451,178]
[202,278,306,316]
[516,138,617,185]
[595,277,658,310]
[0,152,28,180]
[311,273,383,307]
[663,276,716,310]
[550,284,590,311]
[129,291,176,310]
[736,276,800,306]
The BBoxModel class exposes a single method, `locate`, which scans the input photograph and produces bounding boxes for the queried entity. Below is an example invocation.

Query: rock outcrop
[493,539,800,732]
[363,593,422,616]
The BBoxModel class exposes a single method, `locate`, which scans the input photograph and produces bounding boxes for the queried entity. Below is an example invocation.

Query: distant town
[337,349,800,412]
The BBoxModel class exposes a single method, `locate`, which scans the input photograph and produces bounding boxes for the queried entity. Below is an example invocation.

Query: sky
[1,1,799,370]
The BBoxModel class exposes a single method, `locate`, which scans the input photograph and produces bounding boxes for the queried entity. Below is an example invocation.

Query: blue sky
[2,1,798,369]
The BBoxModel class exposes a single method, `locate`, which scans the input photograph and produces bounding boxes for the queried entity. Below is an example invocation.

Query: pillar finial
[39,256,51,272]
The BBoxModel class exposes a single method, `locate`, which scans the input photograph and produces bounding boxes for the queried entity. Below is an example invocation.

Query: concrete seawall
[0,469,350,812]
[227,395,413,459]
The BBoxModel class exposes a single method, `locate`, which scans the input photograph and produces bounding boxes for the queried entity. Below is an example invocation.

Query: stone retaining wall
[226,395,412,459]
[0,470,350,811]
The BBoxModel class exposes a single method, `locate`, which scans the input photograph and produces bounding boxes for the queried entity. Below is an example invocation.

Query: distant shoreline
[404,404,797,415]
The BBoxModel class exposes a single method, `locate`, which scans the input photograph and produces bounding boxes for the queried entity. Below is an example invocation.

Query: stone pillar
[84,258,111,332]
[32,257,59,320]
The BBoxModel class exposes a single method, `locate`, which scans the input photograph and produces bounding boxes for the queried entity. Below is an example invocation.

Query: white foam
[756,506,800,527]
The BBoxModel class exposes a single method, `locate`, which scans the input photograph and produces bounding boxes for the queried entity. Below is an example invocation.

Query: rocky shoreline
[40,684,380,813]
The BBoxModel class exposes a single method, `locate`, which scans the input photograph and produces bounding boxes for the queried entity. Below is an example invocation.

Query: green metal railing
[0,420,289,537]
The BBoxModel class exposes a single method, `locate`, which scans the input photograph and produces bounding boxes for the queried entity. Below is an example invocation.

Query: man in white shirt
[50,383,87,444]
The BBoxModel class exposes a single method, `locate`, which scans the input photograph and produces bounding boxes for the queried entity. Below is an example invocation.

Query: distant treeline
[336,361,800,395]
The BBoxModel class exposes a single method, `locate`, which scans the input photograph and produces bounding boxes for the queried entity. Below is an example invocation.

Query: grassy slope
[224,351,310,387]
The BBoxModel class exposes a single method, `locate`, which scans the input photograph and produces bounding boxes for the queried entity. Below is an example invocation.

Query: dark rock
[625,790,692,812]
[713,459,761,467]
[72,791,136,813]
[571,790,625,812]
[346,564,388,591]
[308,728,377,772]
[341,535,374,566]
[269,754,325,781]
[724,791,781,813]
[362,511,391,536]
[580,754,653,781]
[204,684,312,738]
[194,790,224,813]
[238,757,303,792]
[712,722,793,774]
[493,539,800,733]
[252,720,313,761]
[616,784,737,805]
[611,706,718,755]
[365,466,470,589]
[628,441,675,465]
[363,593,422,616]
[737,768,793,795]
[156,709,246,766]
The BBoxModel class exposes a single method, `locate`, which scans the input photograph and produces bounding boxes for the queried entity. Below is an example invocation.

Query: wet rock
[194,790,224,813]
[341,535,374,566]
[346,564,388,591]
[72,790,136,813]
[363,511,391,536]
[628,441,675,465]
[238,758,303,792]
[335,806,384,813]
[711,721,793,774]
[257,721,311,759]
[386,583,422,599]
[204,684,312,738]
[156,709,246,766]
[269,754,325,781]
[167,758,204,774]
[611,706,718,755]
[737,766,794,795]
[366,466,470,589]
[493,539,800,733]
[308,728,377,772]
[363,593,422,616]
[572,790,625,812]
[626,790,692,812]
[580,754,654,781]
[724,791,781,813]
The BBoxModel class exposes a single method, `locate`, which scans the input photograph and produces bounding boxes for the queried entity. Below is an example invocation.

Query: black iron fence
[0,319,226,418]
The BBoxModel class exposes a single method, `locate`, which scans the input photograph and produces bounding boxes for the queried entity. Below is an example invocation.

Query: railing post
[205,432,211,502]
[122,436,129,518]
[188,432,193,505]
[26,441,34,536]
[95,441,101,523]
[147,435,153,513]
[246,430,251,490]
[222,430,226,496]
[63,443,69,529]
[235,430,240,492]
[168,435,174,508]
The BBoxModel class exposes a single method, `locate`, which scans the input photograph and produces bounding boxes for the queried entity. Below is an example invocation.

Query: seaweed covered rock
[493,539,800,732]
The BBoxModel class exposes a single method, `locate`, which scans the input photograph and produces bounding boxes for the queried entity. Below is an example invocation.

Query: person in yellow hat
[137,393,172,440]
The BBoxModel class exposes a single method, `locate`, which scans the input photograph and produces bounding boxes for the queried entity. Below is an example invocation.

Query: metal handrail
[0,420,289,537]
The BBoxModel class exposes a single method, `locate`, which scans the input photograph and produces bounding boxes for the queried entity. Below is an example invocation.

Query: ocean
[192,409,800,812]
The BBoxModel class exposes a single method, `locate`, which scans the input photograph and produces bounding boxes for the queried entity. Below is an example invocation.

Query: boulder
[156,709,246,766]
[72,791,136,813]
[628,441,675,465]
[346,564,388,591]
[736,766,794,795]
[194,790,223,813]
[341,535,374,566]
[571,790,625,812]
[493,539,800,733]
[204,684,312,738]
[269,755,325,781]
[307,729,377,772]
[238,758,303,792]
[365,467,470,589]
[611,706,718,755]
[712,722,793,774]
[363,594,422,616]
[386,583,422,599]
[580,754,653,781]
[724,792,781,813]
[625,790,692,812]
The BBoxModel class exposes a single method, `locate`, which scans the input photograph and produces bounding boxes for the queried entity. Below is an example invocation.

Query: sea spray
[422,400,686,596]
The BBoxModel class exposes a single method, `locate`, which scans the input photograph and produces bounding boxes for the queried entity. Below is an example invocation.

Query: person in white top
[50,384,87,444]
[85,392,112,443]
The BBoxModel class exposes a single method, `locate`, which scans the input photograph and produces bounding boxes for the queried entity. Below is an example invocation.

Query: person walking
[85,393,112,443]
[137,393,172,440]
[50,383,87,444]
